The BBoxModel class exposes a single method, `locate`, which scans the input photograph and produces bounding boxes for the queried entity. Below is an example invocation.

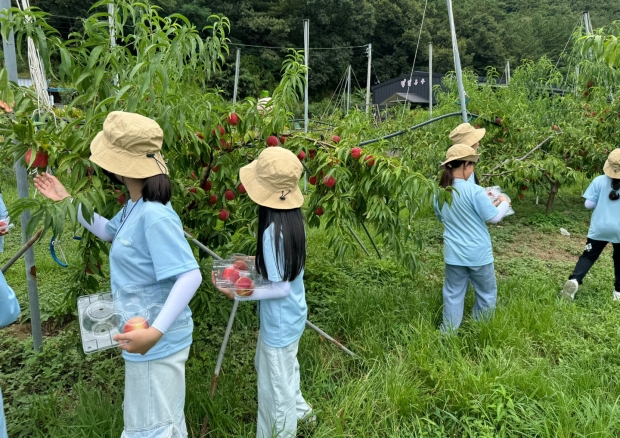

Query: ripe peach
[222,267,240,283]
[267,136,279,147]
[235,277,254,296]
[351,147,362,159]
[233,260,249,271]
[123,316,149,333]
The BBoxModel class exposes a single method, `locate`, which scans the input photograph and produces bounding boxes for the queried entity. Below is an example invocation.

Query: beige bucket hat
[604,149,620,178]
[90,111,168,179]
[449,123,486,147]
[239,147,304,209]
[441,144,480,168]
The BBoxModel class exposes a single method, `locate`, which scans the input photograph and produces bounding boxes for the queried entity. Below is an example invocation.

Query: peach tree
[0,1,444,307]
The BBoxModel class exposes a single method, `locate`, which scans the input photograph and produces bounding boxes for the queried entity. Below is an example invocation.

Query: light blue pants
[441,263,497,332]
[0,387,7,438]
[122,347,190,438]
[255,336,312,438]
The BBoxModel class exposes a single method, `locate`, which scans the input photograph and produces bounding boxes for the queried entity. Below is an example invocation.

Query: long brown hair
[439,159,468,191]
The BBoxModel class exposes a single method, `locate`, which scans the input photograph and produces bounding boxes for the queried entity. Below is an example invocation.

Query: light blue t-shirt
[106,199,199,362]
[434,179,499,266]
[584,175,620,243]
[258,224,308,348]
[0,270,20,328]
[0,194,8,253]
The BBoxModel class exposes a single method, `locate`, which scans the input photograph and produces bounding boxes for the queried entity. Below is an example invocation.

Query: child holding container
[434,144,511,332]
[34,111,202,438]
[211,147,313,438]
[562,149,620,301]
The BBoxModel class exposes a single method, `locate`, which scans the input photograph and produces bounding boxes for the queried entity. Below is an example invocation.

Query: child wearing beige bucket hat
[211,146,314,437]
[561,149,620,301]
[449,123,486,184]
[34,111,202,437]
[435,144,511,332]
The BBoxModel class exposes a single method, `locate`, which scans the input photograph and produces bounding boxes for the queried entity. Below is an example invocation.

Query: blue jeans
[441,263,497,332]
[1,387,7,438]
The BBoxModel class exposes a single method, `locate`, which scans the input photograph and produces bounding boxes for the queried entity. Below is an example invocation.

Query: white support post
[303,19,309,191]
[232,48,240,108]
[1,0,43,352]
[108,2,118,86]
[429,42,433,118]
[583,11,592,34]
[505,60,511,86]
[365,43,372,114]
[446,0,468,122]
[346,65,351,113]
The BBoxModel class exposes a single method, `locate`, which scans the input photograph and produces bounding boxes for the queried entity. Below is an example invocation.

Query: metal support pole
[505,60,511,86]
[232,48,240,108]
[360,222,381,259]
[365,43,372,114]
[2,0,43,352]
[446,0,468,122]
[429,42,433,118]
[1,229,43,274]
[303,19,309,192]
[108,2,118,86]
[583,11,591,34]
[346,226,370,256]
[303,20,309,134]
[346,65,351,113]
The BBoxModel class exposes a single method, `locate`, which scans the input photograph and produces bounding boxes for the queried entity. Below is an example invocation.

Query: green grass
[2,169,620,437]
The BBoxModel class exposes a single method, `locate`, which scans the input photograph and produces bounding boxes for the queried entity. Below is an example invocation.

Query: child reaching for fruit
[211,147,314,438]
[434,144,511,332]
[34,111,202,438]
[561,149,620,301]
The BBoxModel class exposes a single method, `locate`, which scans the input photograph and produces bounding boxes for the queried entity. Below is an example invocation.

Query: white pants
[255,336,312,438]
[122,347,190,438]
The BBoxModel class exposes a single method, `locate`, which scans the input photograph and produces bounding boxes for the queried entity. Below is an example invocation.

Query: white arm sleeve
[77,204,113,242]
[488,201,510,224]
[235,281,291,301]
[151,268,202,334]
[584,199,596,209]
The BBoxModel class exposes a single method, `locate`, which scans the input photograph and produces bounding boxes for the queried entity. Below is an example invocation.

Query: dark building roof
[371,71,445,107]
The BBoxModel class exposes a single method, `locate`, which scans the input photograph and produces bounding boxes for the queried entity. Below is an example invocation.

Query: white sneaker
[560,279,578,300]
[613,291,620,301]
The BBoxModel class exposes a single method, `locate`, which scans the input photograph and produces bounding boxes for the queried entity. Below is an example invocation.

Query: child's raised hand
[33,173,71,201]
[211,271,235,300]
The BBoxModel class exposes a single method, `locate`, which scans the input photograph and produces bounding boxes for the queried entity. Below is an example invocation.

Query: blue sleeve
[473,187,499,222]
[262,227,284,282]
[0,271,20,327]
[583,178,601,203]
[0,195,8,218]
[145,212,199,281]
[105,209,123,237]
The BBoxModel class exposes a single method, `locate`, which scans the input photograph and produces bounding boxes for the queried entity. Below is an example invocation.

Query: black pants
[569,238,620,291]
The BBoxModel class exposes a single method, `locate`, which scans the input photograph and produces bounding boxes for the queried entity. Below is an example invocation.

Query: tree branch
[479,134,557,183]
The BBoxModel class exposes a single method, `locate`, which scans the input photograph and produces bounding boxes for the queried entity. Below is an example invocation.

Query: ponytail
[610,178,620,201]
[142,174,172,204]
[439,159,467,191]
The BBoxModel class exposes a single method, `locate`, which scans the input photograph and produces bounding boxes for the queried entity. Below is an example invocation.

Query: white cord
[17,0,52,111]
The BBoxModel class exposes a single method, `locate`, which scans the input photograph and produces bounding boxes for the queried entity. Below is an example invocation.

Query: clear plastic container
[211,255,271,298]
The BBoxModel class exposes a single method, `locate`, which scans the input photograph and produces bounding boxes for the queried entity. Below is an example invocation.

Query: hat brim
[90,131,168,178]
[440,154,480,169]
[467,128,486,146]
[603,159,620,178]
[239,160,304,209]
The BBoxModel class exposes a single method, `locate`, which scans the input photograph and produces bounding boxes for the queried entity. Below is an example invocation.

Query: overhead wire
[400,0,429,121]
